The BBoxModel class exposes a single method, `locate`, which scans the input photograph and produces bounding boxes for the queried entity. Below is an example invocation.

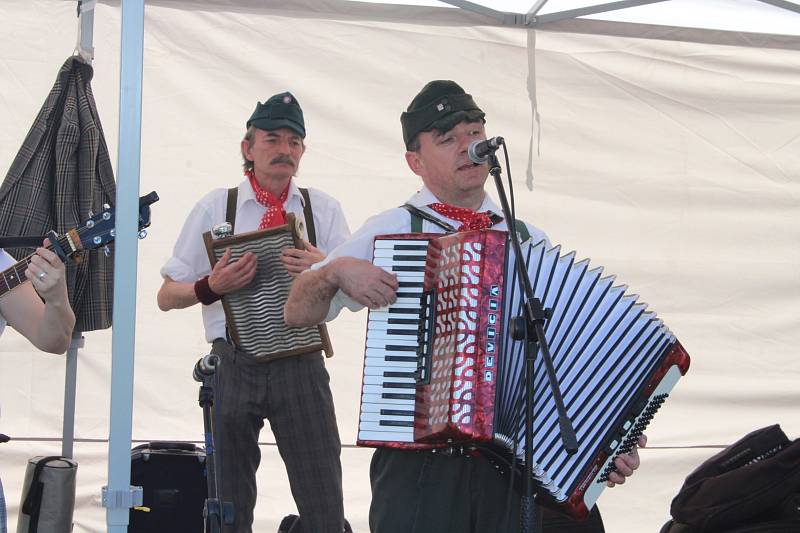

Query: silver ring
[37,271,47,280]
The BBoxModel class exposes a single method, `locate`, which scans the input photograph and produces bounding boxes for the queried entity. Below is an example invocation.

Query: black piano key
[380,409,415,416]
[392,254,427,262]
[396,292,422,299]
[388,318,420,325]
[398,281,424,288]
[380,420,415,427]
[385,329,418,336]
[385,345,417,352]
[382,393,416,400]
[393,265,425,272]
[383,371,417,378]
[384,382,417,389]
[392,244,429,251]
[385,356,418,362]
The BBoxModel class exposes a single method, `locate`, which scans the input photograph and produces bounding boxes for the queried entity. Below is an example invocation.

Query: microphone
[193,353,220,382]
[467,136,504,164]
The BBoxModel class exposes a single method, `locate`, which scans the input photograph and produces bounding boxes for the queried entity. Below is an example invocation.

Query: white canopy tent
[0,0,798,531]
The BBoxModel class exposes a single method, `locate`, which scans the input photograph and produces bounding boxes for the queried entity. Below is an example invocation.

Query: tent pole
[61,331,84,459]
[103,1,145,531]
[754,0,800,15]
[79,1,95,61]
[529,0,670,25]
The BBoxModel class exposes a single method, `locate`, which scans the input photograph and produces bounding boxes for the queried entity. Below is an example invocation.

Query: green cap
[246,91,305,138]
[400,80,485,149]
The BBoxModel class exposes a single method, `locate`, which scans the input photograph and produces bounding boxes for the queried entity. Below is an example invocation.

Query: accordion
[357,229,690,519]
[203,213,332,361]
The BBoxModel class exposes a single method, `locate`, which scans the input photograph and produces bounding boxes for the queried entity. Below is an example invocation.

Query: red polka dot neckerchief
[247,169,290,230]
[427,202,501,231]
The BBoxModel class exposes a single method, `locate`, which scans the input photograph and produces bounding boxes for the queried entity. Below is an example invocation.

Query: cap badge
[283,95,293,104]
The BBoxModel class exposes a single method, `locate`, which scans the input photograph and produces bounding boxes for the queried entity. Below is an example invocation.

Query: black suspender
[226,187,238,231]
[299,187,317,247]
[401,204,457,233]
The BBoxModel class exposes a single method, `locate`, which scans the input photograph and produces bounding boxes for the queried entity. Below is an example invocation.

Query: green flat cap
[247,91,305,138]
[401,80,485,149]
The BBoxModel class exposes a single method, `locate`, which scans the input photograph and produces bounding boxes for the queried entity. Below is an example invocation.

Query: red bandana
[247,169,290,230]
[428,202,500,231]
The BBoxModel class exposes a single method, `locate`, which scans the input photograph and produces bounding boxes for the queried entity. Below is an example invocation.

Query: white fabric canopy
[0,1,798,531]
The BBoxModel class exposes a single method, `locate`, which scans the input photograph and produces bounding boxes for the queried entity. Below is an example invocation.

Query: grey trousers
[369,448,605,533]
[212,339,344,533]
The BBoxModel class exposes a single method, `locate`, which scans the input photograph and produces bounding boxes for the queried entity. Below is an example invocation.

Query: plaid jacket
[0,57,116,331]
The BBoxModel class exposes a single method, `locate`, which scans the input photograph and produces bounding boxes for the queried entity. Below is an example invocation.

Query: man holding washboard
[157,92,350,533]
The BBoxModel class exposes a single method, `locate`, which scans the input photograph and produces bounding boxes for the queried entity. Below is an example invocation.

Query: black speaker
[129,441,207,533]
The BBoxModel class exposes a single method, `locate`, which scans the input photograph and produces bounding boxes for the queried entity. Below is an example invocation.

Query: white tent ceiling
[355,0,800,36]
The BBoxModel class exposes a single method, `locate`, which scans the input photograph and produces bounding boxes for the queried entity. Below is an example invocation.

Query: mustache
[270,155,296,166]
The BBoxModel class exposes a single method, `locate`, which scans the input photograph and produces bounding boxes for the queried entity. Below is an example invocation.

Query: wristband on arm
[194,275,221,305]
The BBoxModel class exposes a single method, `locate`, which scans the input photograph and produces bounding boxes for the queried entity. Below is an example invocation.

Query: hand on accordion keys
[606,434,647,488]
[281,240,324,277]
[208,248,257,294]
[327,256,399,309]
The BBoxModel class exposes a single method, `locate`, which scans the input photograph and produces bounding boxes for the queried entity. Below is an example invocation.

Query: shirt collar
[238,176,304,207]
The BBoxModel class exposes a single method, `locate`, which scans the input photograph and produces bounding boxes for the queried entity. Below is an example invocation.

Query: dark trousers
[369,448,604,533]
[212,340,344,533]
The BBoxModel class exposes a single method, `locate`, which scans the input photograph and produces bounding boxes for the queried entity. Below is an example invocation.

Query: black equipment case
[129,441,207,533]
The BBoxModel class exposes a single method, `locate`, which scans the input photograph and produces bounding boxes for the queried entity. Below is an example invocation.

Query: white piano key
[363,363,418,375]
[359,401,416,413]
[368,320,420,330]
[360,411,415,423]
[365,348,420,358]
[373,248,429,258]
[366,336,418,347]
[363,374,417,386]
[358,430,416,443]
[373,257,425,268]
[362,383,417,396]
[358,420,415,433]
[374,239,430,248]
[368,314,422,324]
[375,266,425,278]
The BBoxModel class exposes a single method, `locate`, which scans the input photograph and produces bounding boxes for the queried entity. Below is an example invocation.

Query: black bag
[661,425,800,533]
[129,441,207,533]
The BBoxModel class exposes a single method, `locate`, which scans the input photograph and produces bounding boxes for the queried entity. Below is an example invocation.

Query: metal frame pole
[103,1,146,531]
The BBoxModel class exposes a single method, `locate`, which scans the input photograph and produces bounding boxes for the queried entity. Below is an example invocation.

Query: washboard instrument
[357,229,690,519]
[203,213,332,361]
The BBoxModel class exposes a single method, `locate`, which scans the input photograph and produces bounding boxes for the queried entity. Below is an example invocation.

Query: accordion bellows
[358,230,690,519]
[203,214,332,361]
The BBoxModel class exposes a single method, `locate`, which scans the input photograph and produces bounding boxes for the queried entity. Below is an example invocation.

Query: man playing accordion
[286,80,645,533]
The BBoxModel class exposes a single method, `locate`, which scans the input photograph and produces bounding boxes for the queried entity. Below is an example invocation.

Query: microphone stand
[195,356,234,533]
[486,151,578,533]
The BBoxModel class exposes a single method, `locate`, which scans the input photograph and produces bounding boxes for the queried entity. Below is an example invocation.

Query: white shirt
[161,178,351,342]
[311,185,549,321]
[0,250,15,336]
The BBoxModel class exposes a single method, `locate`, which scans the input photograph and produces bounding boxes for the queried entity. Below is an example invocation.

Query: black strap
[22,455,64,533]
[0,236,47,248]
[513,219,531,243]
[401,204,457,233]
[225,187,238,232]
[298,188,316,247]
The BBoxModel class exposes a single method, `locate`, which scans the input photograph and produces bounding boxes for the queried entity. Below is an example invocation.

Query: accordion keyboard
[358,237,431,444]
